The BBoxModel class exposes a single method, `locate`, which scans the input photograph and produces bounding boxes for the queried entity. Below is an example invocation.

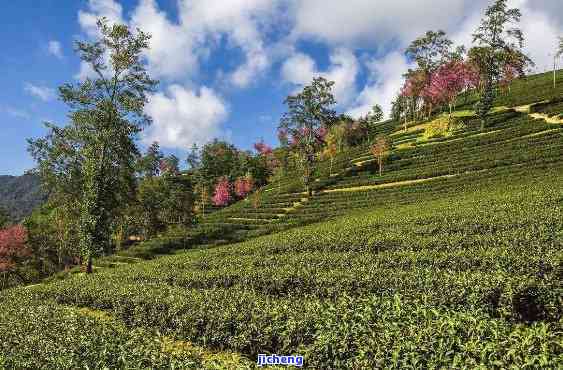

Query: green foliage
[28,19,158,271]
[0,174,44,222]
[280,76,337,195]
[472,0,526,128]
[5,170,561,367]
[0,291,210,368]
[406,29,453,72]
[0,207,9,229]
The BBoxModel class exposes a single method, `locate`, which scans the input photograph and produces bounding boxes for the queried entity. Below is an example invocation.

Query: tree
[359,104,384,141]
[212,177,232,206]
[391,95,409,129]
[0,208,9,229]
[371,136,391,177]
[279,77,337,196]
[28,19,157,273]
[406,30,453,72]
[0,225,31,285]
[136,175,193,238]
[423,61,470,127]
[137,142,163,178]
[554,37,563,89]
[234,176,254,198]
[200,139,241,188]
[401,69,428,122]
[472,0,525,129]
[159,154,180,176]
[186,143,201,170]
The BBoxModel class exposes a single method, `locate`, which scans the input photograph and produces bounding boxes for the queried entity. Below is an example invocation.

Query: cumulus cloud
[79,0,278,84]
[281,48,359,106]
[451,0,563,73]
[290,0,490,48]
[130,0,201,80]
[78,0,124,38]
[72,0,563,149]
[143,85,229,149]
[347,52,413,119]
[47,40,63,59]
[179,0,279,87]
[24,83,56,102]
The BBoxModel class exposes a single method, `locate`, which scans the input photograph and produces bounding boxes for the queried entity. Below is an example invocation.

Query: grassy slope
[1,70,563,368]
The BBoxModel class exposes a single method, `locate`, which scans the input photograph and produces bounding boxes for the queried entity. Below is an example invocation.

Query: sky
[1,0,562,175]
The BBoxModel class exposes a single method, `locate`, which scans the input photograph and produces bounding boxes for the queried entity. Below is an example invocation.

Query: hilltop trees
[359,104,384,141]
[28,19,157,273]
[423,61,478,127]
[406,30,453,73]
[280,77,337,196]
[472,0,526,129]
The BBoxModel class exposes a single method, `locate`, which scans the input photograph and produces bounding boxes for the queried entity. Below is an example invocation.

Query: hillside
[0,173,44,222]
[1,70,562,368]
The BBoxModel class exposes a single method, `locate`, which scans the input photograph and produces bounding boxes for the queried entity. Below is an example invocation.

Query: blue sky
[2,0,561,175]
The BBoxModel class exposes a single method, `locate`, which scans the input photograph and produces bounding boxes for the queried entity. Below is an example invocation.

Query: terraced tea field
[2,165,561,368]
[2,70,562,368]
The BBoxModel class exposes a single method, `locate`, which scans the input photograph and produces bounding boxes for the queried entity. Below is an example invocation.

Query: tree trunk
[86,255,93,274]
[554,57,557,89]
[448,104,452,131]
[379,159,383,177]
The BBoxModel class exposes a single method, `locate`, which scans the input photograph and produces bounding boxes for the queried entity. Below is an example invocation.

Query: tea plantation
[1,71,562,368]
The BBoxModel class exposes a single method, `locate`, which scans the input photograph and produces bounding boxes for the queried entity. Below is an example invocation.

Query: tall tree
[554,37,563,89]
[280,77,337,196]
[359,104,384,141]
[28,19,157,273]
[472,0,525,129]
[137,142,163,178]
[406,30,453,72]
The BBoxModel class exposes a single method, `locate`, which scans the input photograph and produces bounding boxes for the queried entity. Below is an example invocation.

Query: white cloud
[24,83,56,102]
[347,52,413,119]
[130,0,201,80]
[451,0,563,73]
[290,0,490,48]
[281,48,359,106]
[78,0,278,85]
[72,0,563,149]
[515,0,562,73]
[179,0,279,87]
[78,0,124,38]
[47,40,63,59]
[0,106,31,120]
[143,85,228,149]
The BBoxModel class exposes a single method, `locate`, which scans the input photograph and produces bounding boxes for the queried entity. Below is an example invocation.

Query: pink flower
[234,177,254,198]
[212,178,232,206]
[254,141,273,156]
[0,225,30,272]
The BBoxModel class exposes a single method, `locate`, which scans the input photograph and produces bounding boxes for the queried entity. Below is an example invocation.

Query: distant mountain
[0,173,45,222]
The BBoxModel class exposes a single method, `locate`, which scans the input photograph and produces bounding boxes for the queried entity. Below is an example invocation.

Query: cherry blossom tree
[212,177,232,206]
[424,61,469,126]
[234,176,254,198]
[0,225,31,282]
[254,141,273,156]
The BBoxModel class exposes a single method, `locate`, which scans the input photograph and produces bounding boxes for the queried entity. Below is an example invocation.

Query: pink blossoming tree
[212,177,232,206]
